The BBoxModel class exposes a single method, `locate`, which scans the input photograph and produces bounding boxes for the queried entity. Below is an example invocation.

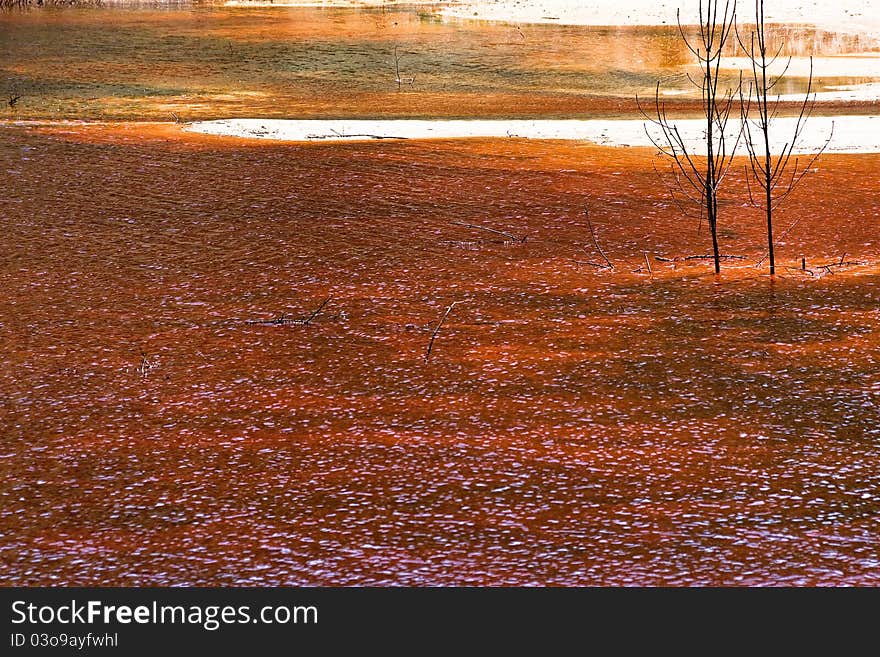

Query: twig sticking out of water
[819,259,863,269]
[451,221,526,243]
[785,264,815,277]
[300,296,332,326]
[655,254,747,263]
[584,207,614,270]
[785,257,863,278]
[137,350,156,378]
[572,258,607,270]
[424,301,463,363]
[644,253,653,275]
[393,45,415,91]
[755,213,807,267]
[246,296,332,327]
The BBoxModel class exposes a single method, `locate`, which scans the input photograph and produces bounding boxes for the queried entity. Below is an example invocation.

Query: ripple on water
[1,119,880,585]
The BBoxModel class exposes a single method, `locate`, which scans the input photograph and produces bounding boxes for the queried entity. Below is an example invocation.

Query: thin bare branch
[424,301,464,363]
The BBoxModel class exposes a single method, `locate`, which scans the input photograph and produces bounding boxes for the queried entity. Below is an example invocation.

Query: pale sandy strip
[186,116,880,153]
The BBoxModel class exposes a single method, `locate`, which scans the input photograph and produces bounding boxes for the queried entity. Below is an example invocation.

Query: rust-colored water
[2,121,879,585]
[1,6,879,586]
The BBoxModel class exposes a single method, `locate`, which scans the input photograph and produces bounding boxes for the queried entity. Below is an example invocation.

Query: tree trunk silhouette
[738,0,833,275]
[640,0,741,274]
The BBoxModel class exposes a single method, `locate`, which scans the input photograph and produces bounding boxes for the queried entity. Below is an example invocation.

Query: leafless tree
[737,0,833,275]
[640,0,741,274]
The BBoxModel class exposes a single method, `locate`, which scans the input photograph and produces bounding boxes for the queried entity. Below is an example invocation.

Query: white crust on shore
[438,0,880,35]
[186,116,880,153]
[220,1,880,36]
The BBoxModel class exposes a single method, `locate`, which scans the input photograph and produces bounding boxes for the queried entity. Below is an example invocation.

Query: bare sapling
[737,0,833,275]
[640,0,742,274]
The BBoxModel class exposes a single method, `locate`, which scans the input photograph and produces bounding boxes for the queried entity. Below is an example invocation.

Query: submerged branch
[656,254,747,262]
[424,301,464,363]
[246,296,332,327]
[584,207,614,270]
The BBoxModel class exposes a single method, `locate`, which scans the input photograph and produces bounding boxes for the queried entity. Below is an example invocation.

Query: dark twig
[819,259,863,269]
[572,258,607,270]
[656,254,747,262]
[306,133,408,141]
[300,296,332,326]
[785,264,815,276]
[246,296,332,327]
[681,253,747,261]
[584,207,614,270]
[755,211,806,267]
[424,301,463,363]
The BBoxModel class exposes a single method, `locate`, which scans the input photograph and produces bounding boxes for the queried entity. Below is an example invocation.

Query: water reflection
[0,6,877,120]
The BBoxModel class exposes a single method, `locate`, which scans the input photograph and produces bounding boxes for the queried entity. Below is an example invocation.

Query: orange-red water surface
[1,6,879,586]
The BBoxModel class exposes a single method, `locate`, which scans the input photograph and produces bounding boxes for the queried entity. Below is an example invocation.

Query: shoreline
[217,0,880,36]
[184,116,880,154]
[439,1,880,34]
